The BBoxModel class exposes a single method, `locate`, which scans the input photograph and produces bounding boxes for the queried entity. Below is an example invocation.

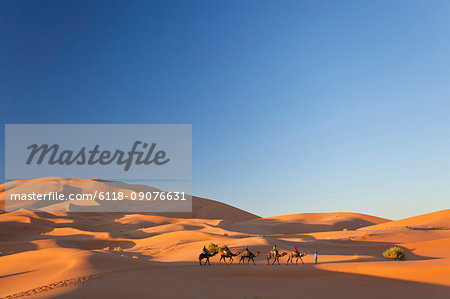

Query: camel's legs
[299,257,304,264]
[199,258,202,266]
[252,257,256,265]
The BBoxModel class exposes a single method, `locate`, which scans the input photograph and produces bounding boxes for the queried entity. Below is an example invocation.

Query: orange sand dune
[254,212,390,231]
[262,212,390,224]
[1,178,258,221]
[0,178,449,298]
[214,212,390,236]
[360,209,450,230]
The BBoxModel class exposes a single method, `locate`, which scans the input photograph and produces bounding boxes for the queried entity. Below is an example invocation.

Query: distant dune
[258,212,390,230]
[359,209,450,230]
[1,178,259,222]
[0,178,449,298]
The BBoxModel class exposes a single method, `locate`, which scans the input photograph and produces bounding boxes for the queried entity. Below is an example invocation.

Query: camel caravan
[199,244,308,266]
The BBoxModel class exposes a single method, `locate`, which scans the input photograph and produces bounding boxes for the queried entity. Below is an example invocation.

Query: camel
[267,251,288,265]
[239,251,261,264]
[198,251,218,266]
[286,251,308,265]
[219,250,241,264]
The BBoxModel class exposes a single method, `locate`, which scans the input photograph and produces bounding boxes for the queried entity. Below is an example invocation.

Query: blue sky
[1,0,450,219]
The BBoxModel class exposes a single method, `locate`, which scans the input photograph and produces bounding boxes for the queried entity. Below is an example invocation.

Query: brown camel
[239,251,261,264]
[286,251,308,265]
[198,251,218,266]
[219,250,241,264]
[267,251,288,265]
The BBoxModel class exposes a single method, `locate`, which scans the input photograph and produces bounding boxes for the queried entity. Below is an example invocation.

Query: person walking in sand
[314,250,318,264]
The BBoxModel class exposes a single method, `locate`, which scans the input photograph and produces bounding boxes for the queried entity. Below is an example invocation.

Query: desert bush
[383,246,405,260]
[207,243,219,254]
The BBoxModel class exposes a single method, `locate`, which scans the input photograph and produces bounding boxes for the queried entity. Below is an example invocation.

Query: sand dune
[262,212,389,224]
[1,178,258,221]
[0,178,449,298]
[360,209,450,230]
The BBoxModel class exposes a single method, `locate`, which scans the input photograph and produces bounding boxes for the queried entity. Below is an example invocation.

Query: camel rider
[244,247,250,255]
[224,245,231,255]
[202,245,210,257]
[294,246,299,255]
[272,245,278,256]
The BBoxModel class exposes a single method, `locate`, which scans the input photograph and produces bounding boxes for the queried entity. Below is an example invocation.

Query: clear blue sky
[2,0,450,219]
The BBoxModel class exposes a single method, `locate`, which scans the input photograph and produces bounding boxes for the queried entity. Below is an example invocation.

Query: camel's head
[254,251,261,256]
[280,252,288,256]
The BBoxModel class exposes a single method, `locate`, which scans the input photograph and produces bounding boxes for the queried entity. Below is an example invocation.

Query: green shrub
[207,243,219,254]
[383,246,405,260]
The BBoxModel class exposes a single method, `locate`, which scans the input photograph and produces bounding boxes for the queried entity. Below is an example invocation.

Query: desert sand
[0,178,449,298]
